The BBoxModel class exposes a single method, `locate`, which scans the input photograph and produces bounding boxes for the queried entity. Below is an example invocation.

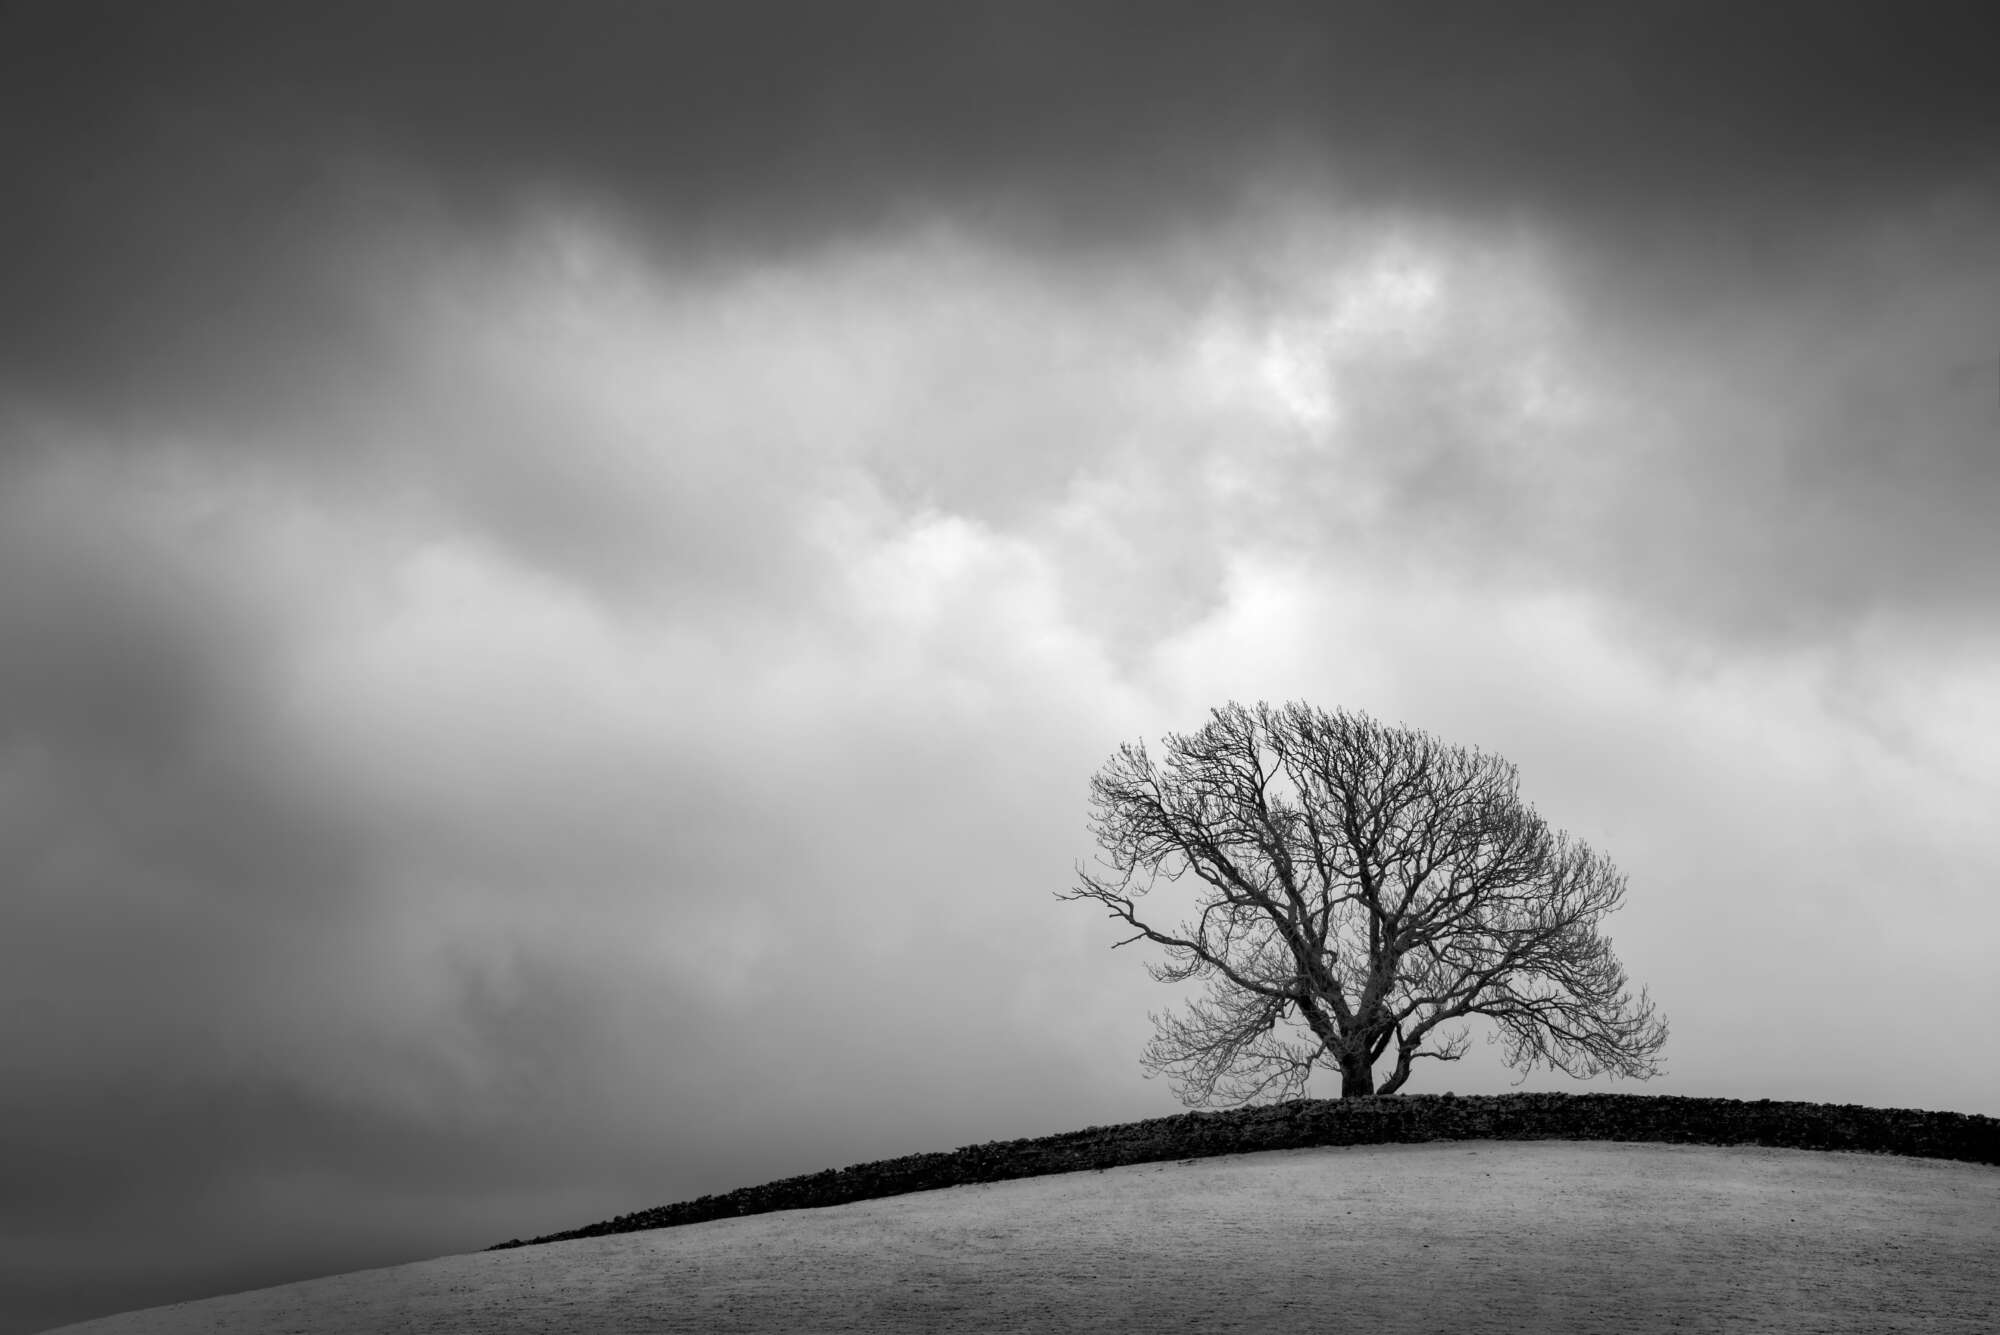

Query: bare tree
[1060,701,1667,1103]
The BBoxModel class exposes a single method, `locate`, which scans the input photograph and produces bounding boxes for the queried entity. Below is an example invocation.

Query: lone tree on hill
[1060,701,1668,1103]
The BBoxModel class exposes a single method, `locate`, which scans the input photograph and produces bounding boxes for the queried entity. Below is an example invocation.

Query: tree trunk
[1338,1056,1376,1097]
[1376,1045,1416,1096]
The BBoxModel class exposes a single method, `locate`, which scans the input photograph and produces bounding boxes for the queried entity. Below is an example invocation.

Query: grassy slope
[492,1091,2000,1250]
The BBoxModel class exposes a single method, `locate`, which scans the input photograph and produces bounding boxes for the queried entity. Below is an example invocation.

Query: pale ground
[46,1141,2000,1334]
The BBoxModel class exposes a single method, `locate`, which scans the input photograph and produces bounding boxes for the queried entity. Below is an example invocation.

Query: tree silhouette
[1061,701,1668,1102]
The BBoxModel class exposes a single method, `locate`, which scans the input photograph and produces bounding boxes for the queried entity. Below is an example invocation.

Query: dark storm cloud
[8,0,1995,647]
[7,0,1997,418]
[15,1,1996,224]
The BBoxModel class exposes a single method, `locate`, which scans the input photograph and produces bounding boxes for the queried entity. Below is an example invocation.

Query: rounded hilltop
[495,1091,1999,1249]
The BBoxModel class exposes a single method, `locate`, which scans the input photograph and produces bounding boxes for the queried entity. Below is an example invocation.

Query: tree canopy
[1061,701,1668,1102]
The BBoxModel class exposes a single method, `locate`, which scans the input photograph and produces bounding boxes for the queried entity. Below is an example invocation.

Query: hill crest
[491,1091,1999,1250]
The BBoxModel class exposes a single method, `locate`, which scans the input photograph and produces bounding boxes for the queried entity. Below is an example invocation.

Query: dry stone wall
[489,1092,1999,1251]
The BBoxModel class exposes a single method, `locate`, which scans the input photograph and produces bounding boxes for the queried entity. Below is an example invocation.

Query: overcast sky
[3,3,1997,1330]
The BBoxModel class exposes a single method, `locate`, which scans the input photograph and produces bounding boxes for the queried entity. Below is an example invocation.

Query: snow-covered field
[47,1140,1999,1334]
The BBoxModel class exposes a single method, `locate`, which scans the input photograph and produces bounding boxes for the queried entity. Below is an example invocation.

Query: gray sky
[3,3,1997,1330]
